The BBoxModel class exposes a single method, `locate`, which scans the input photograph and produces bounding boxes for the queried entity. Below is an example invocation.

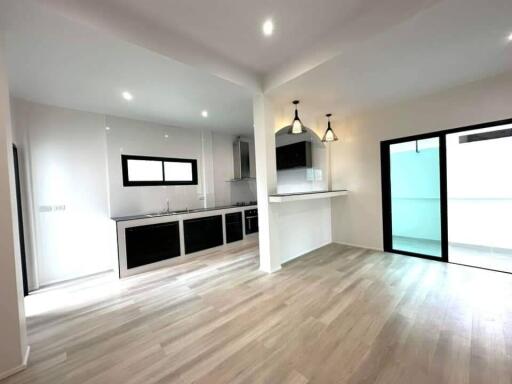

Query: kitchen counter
[113,203,258,278]
[112,203,257,222]
[268,189,348,203]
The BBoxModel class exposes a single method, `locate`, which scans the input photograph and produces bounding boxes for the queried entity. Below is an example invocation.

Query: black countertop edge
[112,204,258,222]
[269,189,348,197]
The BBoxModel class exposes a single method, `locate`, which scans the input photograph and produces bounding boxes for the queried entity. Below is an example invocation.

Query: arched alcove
[275,125,329,194]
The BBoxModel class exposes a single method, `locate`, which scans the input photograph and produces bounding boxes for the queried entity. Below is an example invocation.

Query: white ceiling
[84,0,435,78]
[0,0,254,134]
[269,0,512,120]
[2,0,512,134]
[34,0,446,89]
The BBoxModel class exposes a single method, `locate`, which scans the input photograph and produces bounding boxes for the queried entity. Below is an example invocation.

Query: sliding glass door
[389,138,443,257]
[382,136,446,260]
[446,124,512,272]
[382,119,512,272]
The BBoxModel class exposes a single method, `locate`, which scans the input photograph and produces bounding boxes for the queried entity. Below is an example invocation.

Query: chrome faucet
[160,199,171,215]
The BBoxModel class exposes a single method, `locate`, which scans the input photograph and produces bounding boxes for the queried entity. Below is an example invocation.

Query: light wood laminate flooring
[3,238,512,384]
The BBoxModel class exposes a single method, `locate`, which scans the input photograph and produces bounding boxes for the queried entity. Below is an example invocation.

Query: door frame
[380,117,512,265]
[13,144,29,296]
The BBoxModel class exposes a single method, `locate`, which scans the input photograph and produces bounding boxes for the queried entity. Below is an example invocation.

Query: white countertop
[268,190,348,203]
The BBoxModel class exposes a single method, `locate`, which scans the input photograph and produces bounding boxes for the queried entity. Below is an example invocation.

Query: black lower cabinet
[184,215,223,254]
[125,221,180,269]
[225,212,243,243]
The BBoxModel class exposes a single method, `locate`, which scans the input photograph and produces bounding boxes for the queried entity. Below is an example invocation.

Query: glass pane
[127,159,163,182]
[447,124,512,272]
[390,137,442,257]
[164,161,193,182]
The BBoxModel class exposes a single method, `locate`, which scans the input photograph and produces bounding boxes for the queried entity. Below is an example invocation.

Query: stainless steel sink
[172,209,190,214]
[144,209,192,217]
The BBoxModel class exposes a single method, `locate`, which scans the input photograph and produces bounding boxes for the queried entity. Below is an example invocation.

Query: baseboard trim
[333,241,383,252]
[0,345,30,380]
[39,269,114,290]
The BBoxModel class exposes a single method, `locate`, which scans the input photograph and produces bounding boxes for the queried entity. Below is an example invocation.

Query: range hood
[230,138,252,181]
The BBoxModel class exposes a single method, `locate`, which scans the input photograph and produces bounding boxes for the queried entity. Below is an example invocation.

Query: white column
[0,40,28,379]
[253,94,281,272]
[200,129,215,207]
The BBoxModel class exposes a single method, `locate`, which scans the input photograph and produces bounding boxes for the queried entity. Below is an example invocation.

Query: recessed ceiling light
[122,91,133,101]
[262,19,274,36]
[164,134,169,139]
[508,32,512,41]
[105,126,110,131]
[201,110,208,118]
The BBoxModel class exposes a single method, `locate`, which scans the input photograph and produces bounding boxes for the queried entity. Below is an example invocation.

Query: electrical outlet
[39,205,66,213]
[39,205,52,213]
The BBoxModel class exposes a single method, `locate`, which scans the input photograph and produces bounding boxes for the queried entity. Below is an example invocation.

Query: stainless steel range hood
[231,138,251,181]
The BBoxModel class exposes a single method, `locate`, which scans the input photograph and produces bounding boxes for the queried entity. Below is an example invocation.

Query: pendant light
[322,113,338,142]
[288,100,306,135]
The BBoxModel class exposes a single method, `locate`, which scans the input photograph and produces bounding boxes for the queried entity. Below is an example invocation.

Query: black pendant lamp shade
[322,113,338,142]
[288,100,306,135]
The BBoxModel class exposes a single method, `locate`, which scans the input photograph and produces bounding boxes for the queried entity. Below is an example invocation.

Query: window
[127,159,162,182]
[164,161,193,182]
[122,155,198,186]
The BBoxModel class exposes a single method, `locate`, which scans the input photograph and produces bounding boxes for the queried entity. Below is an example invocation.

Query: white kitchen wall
[106,116,256,217]
[275,129,329,194]
[10,99,256,285]
[331,71,512,250]
[11,99,116,286]
[106,116,205,216]
[211,132,257,205]
[212,131,234,206]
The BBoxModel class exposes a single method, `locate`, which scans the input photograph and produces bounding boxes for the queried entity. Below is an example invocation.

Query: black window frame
[122,154,198,187]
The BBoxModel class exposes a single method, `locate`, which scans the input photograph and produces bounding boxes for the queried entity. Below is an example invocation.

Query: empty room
[1,0,512,383]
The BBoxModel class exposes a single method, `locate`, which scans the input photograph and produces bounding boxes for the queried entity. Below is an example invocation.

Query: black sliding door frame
[381,117,512,265]
[381,132,448,262]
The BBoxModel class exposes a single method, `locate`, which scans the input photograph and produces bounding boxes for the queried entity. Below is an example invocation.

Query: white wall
[277,199,332,263]
[10,100,256,285]
[0,41,27,381]
[106,116,256,217]
[106,116,205,216]
[331,71,512,250]
[212,133,257,205]
[212,131,235,206]
[11,99,116,286]
[10,101,38,290]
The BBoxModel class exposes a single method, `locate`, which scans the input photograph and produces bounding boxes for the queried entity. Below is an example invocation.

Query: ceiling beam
[36,0,263,93]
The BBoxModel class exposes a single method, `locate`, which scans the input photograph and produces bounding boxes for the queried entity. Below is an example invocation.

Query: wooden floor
[4,238,512,384]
